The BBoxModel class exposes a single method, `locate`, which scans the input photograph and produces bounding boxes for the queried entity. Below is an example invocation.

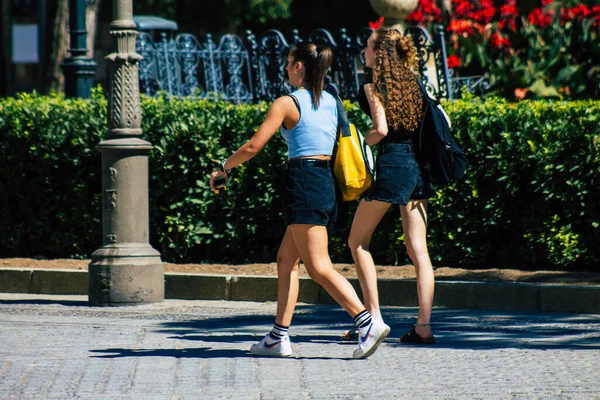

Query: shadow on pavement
[89,347,351,360]
[168,333,340,345]
[90,347,254,359]
[4,298,598,352]
[156,305,600,351]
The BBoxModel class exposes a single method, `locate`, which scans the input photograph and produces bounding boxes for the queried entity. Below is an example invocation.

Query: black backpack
[415,78,466,186]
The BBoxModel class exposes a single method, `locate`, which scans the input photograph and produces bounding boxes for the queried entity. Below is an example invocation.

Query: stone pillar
[88,0,164,306]
[62,0,97,98]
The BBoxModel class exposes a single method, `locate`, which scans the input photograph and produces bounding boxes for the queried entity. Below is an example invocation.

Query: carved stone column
[88,0,164,306]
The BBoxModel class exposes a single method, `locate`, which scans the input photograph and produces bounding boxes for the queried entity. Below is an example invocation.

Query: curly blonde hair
[371,29,423,132]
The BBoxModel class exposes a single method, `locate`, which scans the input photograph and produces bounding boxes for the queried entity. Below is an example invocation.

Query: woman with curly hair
[342,28,436,345]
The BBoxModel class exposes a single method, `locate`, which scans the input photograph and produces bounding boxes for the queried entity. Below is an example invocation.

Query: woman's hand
[209,170,228,192]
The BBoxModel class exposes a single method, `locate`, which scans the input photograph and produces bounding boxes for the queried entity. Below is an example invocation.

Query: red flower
[421,0,440,17]
[514,88,528,100]
[500,2,517,18]
[446,55,461,69]
[558,86,571,96]
[468,8,495,24]
[452,0,473,19]
[528,8,552,28]
[368,16,385,30]
[498,19,517,31]
[490,32,511,48]
[407,10,426,24]
[541,0,554,6]
[406,0,441,24]
[562,4,591,23]
[448,19,476,36]
[592,6,600,27]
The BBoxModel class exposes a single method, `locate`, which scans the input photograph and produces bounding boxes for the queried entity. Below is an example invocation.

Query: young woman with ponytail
[341,28,437,345]
[210,42,390,358]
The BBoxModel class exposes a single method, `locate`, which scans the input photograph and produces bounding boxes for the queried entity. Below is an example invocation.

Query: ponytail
[311,46,332,108]
[290,43,333,109]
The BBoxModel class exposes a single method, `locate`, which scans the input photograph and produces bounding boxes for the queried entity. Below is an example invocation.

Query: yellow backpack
[332,98,375,202]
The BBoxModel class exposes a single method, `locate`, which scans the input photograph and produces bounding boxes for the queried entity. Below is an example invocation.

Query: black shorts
[281,159,337,226]
[365,143,434,205]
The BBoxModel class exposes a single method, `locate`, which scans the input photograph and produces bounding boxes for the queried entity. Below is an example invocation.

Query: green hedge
[1,89,598,271]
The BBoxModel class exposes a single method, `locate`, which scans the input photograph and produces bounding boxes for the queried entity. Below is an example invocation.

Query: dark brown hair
[290,42,333,108]
[371,28,423,132]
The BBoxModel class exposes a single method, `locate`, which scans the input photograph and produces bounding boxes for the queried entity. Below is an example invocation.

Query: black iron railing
[136,26,488,103]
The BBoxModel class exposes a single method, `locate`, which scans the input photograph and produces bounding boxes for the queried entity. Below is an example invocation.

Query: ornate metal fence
[136,26,487,103]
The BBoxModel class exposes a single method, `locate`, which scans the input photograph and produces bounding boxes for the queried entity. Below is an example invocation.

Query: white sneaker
[250,334,293,357]
[353,318,390,359]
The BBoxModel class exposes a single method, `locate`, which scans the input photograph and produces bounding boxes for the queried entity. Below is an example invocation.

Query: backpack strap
[334,96,352,138]
[415,77,432,169]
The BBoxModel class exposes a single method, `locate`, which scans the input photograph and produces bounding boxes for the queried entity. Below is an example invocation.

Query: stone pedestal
[88,1,164,306]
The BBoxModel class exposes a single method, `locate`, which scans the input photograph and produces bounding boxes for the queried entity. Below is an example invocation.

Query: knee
[348,234,369,254]
[407,244,429,263]
[305,265,329,285]
[277,251,299,271]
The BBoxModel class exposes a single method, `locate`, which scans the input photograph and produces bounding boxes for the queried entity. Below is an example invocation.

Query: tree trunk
[44,0,69,93]
[85,0,101,59]
[44,0,101,94]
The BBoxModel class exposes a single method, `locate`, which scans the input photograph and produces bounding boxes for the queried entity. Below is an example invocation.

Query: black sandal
[400,324,435,345]
[340,329,359,342]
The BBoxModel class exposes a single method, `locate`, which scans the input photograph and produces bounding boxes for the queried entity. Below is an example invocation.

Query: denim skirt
[280,159,337,226]
[365,142,434,205]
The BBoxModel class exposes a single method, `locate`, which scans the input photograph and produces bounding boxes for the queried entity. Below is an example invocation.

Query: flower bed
[400,0,600,99]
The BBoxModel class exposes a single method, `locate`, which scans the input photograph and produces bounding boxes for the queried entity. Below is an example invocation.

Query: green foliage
[424,97,600,270]
[0,90,106,258]
[141,95,288,262]
[1,92,599,270]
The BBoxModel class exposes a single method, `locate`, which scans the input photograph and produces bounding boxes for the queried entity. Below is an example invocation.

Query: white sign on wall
[12,24,39,63]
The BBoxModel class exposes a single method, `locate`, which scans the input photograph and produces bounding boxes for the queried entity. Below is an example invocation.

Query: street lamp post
[88,0,164,306]
[435,0,453,100]
[62,0,97,98]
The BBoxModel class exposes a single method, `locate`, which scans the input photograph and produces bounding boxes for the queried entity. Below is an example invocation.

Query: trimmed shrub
[0,89,598,270]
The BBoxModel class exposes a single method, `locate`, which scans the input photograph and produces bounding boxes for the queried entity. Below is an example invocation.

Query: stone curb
[1,268,599,314]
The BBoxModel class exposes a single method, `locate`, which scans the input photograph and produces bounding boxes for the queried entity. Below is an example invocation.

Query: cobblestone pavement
[1,294,599,400]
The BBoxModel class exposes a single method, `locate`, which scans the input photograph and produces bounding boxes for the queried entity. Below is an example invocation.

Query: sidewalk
[1,293,599,399]
[1,267,600,313]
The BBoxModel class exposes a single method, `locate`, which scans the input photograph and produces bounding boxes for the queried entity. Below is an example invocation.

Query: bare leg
[400,200,434,338]
[348,199,391,320]
[275,226,301,327]
[290,224,365,317]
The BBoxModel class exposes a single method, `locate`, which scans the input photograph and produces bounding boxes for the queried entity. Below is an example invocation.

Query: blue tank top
[280,89,338,159]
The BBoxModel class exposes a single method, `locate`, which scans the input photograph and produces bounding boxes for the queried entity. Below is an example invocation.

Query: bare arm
[362,84,388,146]
[209,96,294,191]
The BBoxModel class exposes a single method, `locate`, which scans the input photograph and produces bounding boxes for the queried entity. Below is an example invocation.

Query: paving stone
[0,294,599,399]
